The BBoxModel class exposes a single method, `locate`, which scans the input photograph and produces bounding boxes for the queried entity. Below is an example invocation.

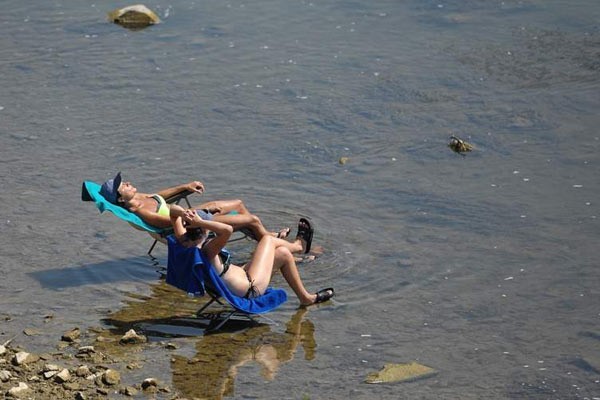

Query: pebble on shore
[0,327,175,399]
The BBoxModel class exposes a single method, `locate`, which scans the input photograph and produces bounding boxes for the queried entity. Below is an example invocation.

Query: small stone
[0,370,11,382]
[77,346,96,355]
[141,378,158,390]
[56,342,70,350]
[74,392,87,400]
[27,375,40,382]
[7,382,30,397]
[339,156,349,165]
[43,363,60,372]
[102,369,121,385]
[12,351,38,366]
[54,368,71,383]
[97,387,109,395]
[76,365,91,378]
[86,372,99,381]
[61,327,81,342]
[120,329,147,345]
[0,345,5,355]
[120,386,138,396]
[165,342,178,350]
[23,328,41,336]
[43,370,59,379]
[126,362,141,370]
[63,382,81,391]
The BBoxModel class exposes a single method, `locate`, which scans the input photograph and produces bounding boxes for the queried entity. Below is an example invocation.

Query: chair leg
[196,297,218,316]
[147,239,158,256]
[210,310,237,331]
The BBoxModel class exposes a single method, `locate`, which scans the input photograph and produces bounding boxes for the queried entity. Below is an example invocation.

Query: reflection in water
[171,308,315,400]
[103,280,316,400]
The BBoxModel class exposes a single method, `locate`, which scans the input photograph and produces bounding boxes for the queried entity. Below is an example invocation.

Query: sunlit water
[1,0,599,398]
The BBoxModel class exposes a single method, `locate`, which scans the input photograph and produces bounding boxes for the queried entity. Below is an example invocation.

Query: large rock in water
[365,362,437,384]
[107,4,160,30]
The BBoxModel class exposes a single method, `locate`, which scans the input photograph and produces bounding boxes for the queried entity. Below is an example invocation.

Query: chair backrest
[166,236,287,314]
[82,181,165,234]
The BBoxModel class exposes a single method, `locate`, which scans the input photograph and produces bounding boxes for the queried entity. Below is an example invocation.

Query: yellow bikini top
[151,194,170,217]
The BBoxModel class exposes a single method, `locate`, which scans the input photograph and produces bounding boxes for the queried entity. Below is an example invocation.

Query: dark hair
[185,227,204,242]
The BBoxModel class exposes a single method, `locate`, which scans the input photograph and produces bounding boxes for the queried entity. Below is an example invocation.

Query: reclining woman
[170,206,334,306]
[100,172,292,242]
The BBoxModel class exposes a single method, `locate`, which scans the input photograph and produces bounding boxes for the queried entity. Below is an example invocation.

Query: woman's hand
[182,208,202,225]
[186,181,205,194]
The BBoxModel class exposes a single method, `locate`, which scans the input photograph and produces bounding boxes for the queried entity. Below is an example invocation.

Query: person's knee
[275,246,293,261]
[232,199,244,208]
[249,214,262,226]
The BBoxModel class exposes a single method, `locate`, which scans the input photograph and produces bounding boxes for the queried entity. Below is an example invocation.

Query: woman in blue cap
[100,172,292,243]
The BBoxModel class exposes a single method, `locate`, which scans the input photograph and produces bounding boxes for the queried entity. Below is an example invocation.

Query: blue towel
[83,181,164,233]
[166,235,287,314]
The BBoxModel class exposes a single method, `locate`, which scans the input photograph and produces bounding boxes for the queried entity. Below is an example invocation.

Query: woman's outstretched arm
[156,181,205,199]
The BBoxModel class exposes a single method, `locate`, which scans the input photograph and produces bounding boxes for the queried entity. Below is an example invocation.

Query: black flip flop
[315,287,335,303]
[296,218,313,254]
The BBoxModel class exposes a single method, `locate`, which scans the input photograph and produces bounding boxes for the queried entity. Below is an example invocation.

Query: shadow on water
[27,256,164,290]
[102,279,316,400]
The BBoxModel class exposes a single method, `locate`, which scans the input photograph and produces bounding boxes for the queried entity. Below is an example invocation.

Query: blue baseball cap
[100,172,122,204]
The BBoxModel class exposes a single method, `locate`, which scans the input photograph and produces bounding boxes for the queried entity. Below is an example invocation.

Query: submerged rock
[365,362,437,384]
[61,327,81,342]
[120,329,147,345]
[448,135,474,155]
[107,4,161,30]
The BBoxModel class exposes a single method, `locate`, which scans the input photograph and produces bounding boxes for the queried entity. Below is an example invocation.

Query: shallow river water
[1,0,599,399]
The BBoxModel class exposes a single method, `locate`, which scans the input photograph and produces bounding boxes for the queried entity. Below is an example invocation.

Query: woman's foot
[301,288,335,306]
[296,218,313,254]
[275,227,291,239]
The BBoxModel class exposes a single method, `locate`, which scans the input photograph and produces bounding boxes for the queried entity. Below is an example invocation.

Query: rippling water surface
[1,1,599,398]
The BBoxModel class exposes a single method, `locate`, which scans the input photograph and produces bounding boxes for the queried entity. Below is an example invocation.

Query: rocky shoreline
[1,327,182,399]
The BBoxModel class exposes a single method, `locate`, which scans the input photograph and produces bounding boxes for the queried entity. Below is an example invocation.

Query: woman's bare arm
[156,181,205,200]
[182,209,232,260]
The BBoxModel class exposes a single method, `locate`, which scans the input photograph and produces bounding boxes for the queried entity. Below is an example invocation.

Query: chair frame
[195,284,278,332]
[82,181,194,256]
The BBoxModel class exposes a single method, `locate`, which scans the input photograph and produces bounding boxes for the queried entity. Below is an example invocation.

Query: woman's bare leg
[244,236,278,293]
[197,199,250,215]
[201,202,291,241]
[274,247,316,305]
[212,212,272,240]
[245,236,316,304]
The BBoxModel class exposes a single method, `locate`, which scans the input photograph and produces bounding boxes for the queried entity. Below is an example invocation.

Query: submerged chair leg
[209,310,237,332]
[147,239,159,256]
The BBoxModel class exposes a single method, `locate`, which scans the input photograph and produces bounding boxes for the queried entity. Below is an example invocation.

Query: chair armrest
[164,190,195,207]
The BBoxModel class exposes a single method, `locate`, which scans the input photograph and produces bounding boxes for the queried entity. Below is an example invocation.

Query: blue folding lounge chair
[81,181,193,255]
[166,235,288,331]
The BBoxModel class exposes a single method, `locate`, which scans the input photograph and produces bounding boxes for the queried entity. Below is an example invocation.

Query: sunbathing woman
[99,172,291,242]
[170,208,334,306]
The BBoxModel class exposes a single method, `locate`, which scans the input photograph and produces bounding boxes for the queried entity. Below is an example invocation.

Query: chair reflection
[170,307,316,400]
[102,281,317,400]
